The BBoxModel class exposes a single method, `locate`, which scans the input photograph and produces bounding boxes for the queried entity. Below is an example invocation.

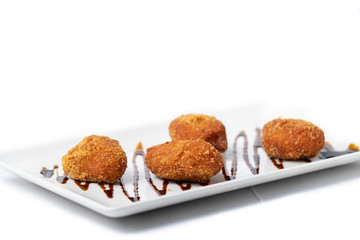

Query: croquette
[169,114,228,152]
[144,139,224,183]
[62,135,127,183]
[262,118,325,160]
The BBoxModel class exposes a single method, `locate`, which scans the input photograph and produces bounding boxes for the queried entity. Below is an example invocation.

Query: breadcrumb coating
[169,114,228,152]
[262,118,325,160]
[144,139,224,183]
[62,135,127,183]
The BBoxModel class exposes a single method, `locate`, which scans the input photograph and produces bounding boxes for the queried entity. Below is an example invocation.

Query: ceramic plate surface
[1,106,359,217]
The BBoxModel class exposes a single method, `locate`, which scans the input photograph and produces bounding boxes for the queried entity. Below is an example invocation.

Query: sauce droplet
[270,158,284,169]
[98,183,114,198]
[176,181,192,191]
[74,180,90,191]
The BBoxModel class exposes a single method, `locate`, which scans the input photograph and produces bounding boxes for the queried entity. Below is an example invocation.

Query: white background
[1,0,360,239]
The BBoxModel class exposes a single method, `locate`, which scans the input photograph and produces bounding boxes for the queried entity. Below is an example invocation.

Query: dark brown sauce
[144,161,169,196]
[74,180,90,191]
[200,182,209,186]
[230,132,241,178]
[56,175,69,184]
[119,178,138,202]
[176,182,192,191]
[223,128,261,180]
[253,128,262,172]
[117,143,145,202]
[234,130,258,176]
[98,183,114,199]
[131,144,143,201]
[270,158,284,169]
[221,166,231,181]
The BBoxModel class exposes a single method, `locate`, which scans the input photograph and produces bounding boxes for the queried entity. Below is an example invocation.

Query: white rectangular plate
[1,107,359,217]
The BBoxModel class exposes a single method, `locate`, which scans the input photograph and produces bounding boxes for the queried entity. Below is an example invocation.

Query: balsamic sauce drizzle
[270,158,284,169]
[144,162,169,196]
[116,143,144,202]
[74,180,90,191]
[131,143,143,201]
[40,129,359,202]
[119,178,138,202]
[175,182,192,191]
[226,129,260,179]
[221,166,231,181]
[98,183,114,198]
[253,128,262,172]
[239,130,258,175]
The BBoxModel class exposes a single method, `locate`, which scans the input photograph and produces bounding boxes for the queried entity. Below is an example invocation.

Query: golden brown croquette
[262,118,325,160]
[144,139,224,183]
[169,114,228,152]
[62,135,127,183]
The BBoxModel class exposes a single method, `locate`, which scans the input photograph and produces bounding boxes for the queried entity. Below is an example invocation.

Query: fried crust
[262,118,325,160]
[62,135,127,183]
[169,114,228,152]
[144,139,224,183]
